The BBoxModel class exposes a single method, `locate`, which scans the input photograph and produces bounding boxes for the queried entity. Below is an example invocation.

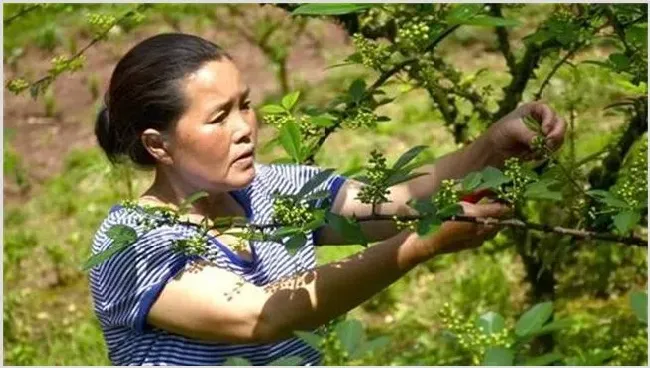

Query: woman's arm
[318,133,496,245]
[317,102,566,245]
[147,202,509,343]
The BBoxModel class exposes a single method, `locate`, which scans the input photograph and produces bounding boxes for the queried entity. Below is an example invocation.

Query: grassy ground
[4,4,647,366]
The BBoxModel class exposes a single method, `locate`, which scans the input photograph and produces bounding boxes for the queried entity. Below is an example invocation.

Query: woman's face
[167,59,258,192]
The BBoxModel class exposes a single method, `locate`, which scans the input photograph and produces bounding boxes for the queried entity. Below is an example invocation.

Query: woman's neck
[140,169,246,219]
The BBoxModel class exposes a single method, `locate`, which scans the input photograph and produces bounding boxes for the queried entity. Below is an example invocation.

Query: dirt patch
[3,6,350,205]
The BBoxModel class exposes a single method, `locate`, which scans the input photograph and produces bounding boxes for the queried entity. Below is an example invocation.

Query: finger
[478,202,512,218]
[546,116,566,150]
[531,103,554,135]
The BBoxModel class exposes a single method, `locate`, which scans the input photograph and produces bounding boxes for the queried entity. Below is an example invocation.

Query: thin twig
[304,25,461,164]
[533,44,581,101]
[4,4,42,27]
[231,214,647,246]
[489,4,516,74]
[21,4,150,97]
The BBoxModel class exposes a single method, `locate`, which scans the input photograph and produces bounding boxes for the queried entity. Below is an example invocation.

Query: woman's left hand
[486,102,566,162]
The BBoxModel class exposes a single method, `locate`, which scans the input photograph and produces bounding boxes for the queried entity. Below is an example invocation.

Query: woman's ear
[141,128,173,165]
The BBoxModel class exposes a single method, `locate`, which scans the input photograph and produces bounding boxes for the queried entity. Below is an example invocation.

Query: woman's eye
[241,101,252,111]
[209,113,226,124]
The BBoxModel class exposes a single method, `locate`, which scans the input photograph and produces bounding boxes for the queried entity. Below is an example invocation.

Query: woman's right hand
[421,201,512,256]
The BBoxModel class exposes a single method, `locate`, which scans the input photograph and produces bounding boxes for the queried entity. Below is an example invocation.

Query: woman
[89,33,565,365]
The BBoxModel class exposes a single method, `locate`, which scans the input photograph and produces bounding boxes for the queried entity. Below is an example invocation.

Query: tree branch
[236,214,647,247]
[17,4,151,99]
[4,4,42,27]
[489,4,516,74]
[533,44,581,101]
[304,25,461,164]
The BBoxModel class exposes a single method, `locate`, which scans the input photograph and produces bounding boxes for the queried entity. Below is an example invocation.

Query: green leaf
[462,15,521,27]
[82,225,137,270]
[279,119,302,163]
[523,30,551,45]
[178,191,209,213]
[630,291,647,323]
[292,3,374,16]
[348,78,367,102]
[483,347,514,366]
[462,172,482,192]
[478,166,511,190]
[408,198,437,215]
[351,336,390,360]
[335,319,364,357]
[222,357,251,366]
[527,318,571,337]
[438,204,462,219]
[281,91,301,111]
[392,145,428,170]
[311,114,337,128]
[515,301,554,337]
[260,104,286,114]
[385,171,428,187]
[476,311,505,335]
[446,4,483,24]
[295,331,323,351]
[587,190,629,208]
[416,214,442,236]
[326,212,367,246]
[522,351,563,366]
[524,179,562,201]
[302,190,331,203]
[609,53,630,70]
[284,233,307,256]
[268,356,303,366]
[613,210,641,235]
[298,168,335,197]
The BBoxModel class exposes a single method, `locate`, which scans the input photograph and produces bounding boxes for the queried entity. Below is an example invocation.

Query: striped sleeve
[270,164,347,204]
[91,223,190,333]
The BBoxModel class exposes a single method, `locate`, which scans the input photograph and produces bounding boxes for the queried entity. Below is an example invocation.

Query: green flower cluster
[356,150,391,205]
[272,196,315,227]
[319,331,349,366]
[342,107,377,130]
[171,233,209,257]
[393,215,417,231]
[395,16,435,53]
[50,55,85,76]
[438,303,512,364]
[351,33,391,71]
[6,78,29,94]
[610,328,648,365]
[85,12,117,36]
[530,135,547,155]
[433,179,459,209]
[614,139,647,208]
[501,157,535,204]
[264,113,322,139]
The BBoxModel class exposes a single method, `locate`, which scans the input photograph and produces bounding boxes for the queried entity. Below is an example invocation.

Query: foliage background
[3,3,647,365]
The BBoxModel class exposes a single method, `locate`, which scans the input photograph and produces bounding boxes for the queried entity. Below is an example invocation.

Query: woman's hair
[95,33,231,167]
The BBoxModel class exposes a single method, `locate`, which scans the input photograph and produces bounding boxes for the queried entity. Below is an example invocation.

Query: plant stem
[4,4,42,27]
[533,44,581,101]
[234,214,647,246]
[304,25,461,164]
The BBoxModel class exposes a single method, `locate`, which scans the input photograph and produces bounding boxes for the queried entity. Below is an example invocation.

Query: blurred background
[3,3,647,365]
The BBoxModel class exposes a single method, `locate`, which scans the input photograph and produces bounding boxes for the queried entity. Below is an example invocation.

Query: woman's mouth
[232,149,255,167]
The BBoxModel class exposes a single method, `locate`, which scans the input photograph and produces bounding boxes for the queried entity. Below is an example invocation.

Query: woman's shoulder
[252,162,344,194]
[90,203,197,256]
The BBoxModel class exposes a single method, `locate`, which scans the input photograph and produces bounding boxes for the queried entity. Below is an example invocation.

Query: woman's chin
[229,164,256,188]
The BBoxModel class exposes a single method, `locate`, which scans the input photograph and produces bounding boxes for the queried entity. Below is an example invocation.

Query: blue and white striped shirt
[88,163,346,365]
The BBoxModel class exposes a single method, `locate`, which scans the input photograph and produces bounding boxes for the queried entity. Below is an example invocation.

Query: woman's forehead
[184,59,246,98]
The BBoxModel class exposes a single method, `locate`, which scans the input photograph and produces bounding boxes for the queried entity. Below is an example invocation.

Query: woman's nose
[231,113,253,142]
